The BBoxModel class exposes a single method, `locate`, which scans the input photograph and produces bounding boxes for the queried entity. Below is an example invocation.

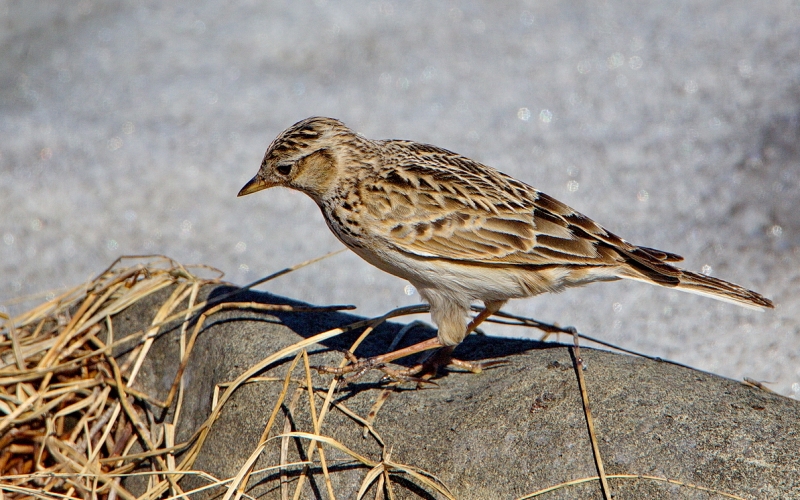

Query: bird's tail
[671,270,773,310]
[616,247,774,310]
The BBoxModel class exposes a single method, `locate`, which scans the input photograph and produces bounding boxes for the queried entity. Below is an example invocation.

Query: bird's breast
[319,199,368,249]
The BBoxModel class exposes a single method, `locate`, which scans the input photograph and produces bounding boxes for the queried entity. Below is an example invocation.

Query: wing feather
[358,146,616,266]
[360,141,686,272]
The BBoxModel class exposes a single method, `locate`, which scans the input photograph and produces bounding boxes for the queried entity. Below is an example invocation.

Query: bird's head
[238,116,354,201]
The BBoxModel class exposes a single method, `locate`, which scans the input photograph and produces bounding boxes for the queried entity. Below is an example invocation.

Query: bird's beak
[237,175,273,197]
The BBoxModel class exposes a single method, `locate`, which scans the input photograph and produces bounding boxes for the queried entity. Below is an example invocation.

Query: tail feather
[619,263,774,310]
[638,246,684,263]
[672,270,774,310]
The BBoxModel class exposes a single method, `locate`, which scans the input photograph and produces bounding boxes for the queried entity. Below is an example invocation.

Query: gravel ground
[1,1,799,397]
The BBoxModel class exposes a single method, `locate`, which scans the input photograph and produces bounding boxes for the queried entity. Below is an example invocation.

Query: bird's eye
[276,163,293,176]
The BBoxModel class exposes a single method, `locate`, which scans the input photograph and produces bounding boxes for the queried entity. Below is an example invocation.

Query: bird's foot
[378,350,508,388]
[313,348,438,386]
[312,337,444,380]
[314,343,507,387]
[447,356,508,373]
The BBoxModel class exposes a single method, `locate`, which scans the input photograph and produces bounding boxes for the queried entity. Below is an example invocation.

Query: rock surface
[2,0,799,398]
[115,285,800,499]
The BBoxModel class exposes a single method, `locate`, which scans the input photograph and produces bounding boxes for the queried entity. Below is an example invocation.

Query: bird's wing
[362,142,683,272]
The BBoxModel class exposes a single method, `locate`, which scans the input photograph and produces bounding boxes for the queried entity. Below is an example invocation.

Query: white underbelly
[347,242,535,302]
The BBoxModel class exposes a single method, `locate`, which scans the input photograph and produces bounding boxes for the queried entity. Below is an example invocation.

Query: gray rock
[115,285,800,499]
[2,0,799,398]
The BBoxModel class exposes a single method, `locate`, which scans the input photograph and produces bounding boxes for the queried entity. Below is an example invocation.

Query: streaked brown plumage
[239,116,773,372]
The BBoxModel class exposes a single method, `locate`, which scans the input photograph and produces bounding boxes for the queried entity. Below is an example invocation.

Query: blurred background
[1,1,798,397]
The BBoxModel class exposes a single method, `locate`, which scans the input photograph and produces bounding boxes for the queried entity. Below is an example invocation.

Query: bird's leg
[314,302,506,382]
[388,301,507,380]
[314,337,445,377]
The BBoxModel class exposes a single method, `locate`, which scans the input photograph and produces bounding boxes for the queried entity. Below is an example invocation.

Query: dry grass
[0,255,450,499]
[0,256,229,499]
[0,254,750,499]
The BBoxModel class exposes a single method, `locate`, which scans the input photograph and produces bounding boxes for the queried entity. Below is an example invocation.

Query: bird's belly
[321,209,584,302]
[347,243,542,303]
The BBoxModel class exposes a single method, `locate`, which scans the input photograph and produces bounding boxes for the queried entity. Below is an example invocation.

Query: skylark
[238,116,773,377]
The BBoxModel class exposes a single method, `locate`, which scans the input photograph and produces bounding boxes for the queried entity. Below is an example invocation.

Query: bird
[238,116,773,378]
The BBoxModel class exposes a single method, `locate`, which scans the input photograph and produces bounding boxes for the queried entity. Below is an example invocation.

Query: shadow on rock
[204,284,552,367]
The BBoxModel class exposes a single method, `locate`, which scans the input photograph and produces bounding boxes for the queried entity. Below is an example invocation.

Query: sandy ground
[1,1,799,397]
